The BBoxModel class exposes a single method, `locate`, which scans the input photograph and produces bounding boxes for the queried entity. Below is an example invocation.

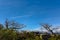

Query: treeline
[0,19,60,40]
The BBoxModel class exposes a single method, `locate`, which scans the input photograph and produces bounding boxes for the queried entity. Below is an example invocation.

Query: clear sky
[0,0,60,31]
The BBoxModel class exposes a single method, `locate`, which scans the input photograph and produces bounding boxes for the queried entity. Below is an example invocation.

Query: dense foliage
[0,29,60,40]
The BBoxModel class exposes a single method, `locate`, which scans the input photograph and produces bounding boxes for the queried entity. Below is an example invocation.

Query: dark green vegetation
[0,19,60,40]
[0,29,60,40]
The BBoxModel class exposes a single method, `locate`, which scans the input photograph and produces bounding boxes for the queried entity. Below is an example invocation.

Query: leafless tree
[5,19,26,30]
[40,23,54,34]
[5,19,9,29]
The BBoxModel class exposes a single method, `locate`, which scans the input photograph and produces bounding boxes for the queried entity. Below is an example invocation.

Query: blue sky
[0,0,60,30]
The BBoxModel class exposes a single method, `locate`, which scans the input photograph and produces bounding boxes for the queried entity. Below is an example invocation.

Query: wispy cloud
[11,14,32,19]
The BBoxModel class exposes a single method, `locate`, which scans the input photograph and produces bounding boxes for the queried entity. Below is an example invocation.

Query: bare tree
[40,24,54,34]
[9,20,26,30]
[5,19,9,29]
[5,19,26,30]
